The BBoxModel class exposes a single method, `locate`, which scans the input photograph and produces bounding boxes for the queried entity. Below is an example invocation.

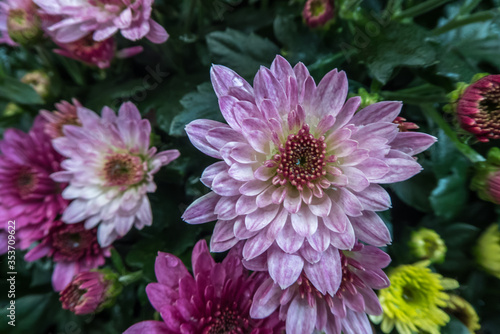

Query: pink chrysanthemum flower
[250,243,390,334]
[182,55,435,291]
[25,220,111,291]
[41,99,83,139]
[0,116,68,251]
[0,0,42,46]
[124,239,284,334]
[52,35,144,69]
[456,74,500,142]
[34,0,168,44]
[60,269,121,315]
[51,102,180,247]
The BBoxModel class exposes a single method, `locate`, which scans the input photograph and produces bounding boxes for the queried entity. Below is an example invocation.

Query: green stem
[110,248,126,275]
[458,0,482,16]
[421,104,485,163]
[395,0,453,19]
[432,10,498,35]
[118,270,143,286]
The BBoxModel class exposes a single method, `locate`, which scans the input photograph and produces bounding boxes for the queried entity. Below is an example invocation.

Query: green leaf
[206,28,280,78]
[390,170,435,212]
[441,317,471,334]
[169,82,222,136]
[363,22,438,84]
[0,293,54,334]
[0,76,43,105]
[441,223,480,247]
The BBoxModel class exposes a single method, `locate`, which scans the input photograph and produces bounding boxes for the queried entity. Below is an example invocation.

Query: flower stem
[110,248,126,275]
[118,270,143,286]
[395,0,453,19]
[432,10,499,35]
[420,104,485,163]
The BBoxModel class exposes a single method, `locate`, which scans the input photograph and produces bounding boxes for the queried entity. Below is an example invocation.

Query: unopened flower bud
[21,70,50,99]
[409,228,447,263]
[474,224,500,279]
[471,147,500,204]
[7,8,42,45]
[302,0,335,28]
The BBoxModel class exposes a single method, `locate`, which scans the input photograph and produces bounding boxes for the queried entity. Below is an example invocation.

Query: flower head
[0,0,42,45]
[302,0,335,28]
[471,147,500,204]
[182,55,436,292]
[409,228,447,264]
[40,99,83,139]
[24,220,111,291]
[0,116,67,251]
[124,240,284,334]
[373,261,459,334]
[52,35,143,69]
[474,223,500,279]
[51,102,180,247]
[444,295,481,333]
[448,74,500,142]
[21,70,51,99]
[60,269,122,315]
[34,0,169,44]
[250,242,390,334]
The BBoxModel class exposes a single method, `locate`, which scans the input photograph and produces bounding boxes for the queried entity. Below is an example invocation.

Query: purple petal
[276,218,305,253]
[373,150,423,183]
[210,65,254,99]
[52,262,77,291]
[155,252,189,287]
[268,246,304,289]
[182,192,219,224]
[312,69,348,118]
[304,247,341,295]
[250,277,283,318]
[146,19,169,44]
[185,119,227,159]
[342,309,372,334]
[390,132,437,156]
[242,230,274,260]
[123,321,171,334]
[145,283,176,312]
[350,211,391,247]
[254,67,287,115]
[245,204,279,231]
[291,206,318,237]
[286,295,317,334]
[351,101,402,126]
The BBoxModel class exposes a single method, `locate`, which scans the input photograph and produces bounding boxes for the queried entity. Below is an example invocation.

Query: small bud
[408,228,447,264]
[60,269,122,315]
[3,103,24,117]
[7,8,43,45]
[471,147,500,204]
[474,224,500,280]
[21,70,50,100]
[302,0,335,28]
[349,88,381,110]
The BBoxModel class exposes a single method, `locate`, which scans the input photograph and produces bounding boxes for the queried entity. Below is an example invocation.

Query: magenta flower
[25,220,111,291]
[41,99,83,139]
[182,55,435,291]
[302,0,335,28]
[60,269,121,315]
[124,240,284,334]
[52,35,143,69]
[34,0,168,44]
[250,243,390,334]
[51,102,180,247]
[0,116,68,251]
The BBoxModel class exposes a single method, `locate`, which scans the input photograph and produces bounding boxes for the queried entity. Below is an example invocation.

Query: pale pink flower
[25,220,111,291]
[0,116,68,252]
[34,0,168,44]
[51,102,180,247]
[124,240,284,334]
[250,243,390,334]
[182,55,435,292]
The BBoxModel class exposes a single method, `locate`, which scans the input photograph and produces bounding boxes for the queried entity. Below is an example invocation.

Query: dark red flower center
[51,223,99,261]
[16,167,38,197]
[479,86,500,114]
[203,305,249,334]
[276,124,327,190]
[103,153,144,186]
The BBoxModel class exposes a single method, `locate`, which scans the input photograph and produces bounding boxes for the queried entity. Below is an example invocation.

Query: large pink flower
[51,102,180,247]
[182,55,436,291]
[124,240,284,334]
[0,116,68,251]
[25,220,111,291]
[250,242,390,334]
[34,0,168,44]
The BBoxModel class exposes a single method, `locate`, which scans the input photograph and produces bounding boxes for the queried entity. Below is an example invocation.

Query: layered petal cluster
[372,261,459,334]
[25,220,111,291]
[51,102,180,247]
[0,116,67,251]
[124,240,284,334]
[34,0,169,44]
[0,0,42,46]
[40,99,83,139]
[183,55,436,292]
[250,243,390,334]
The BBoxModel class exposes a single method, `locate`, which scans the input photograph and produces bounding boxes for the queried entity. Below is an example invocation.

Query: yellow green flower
[372,261,459,334]
[475,224,500,279]
[408,228,447,263]
[444,294,481,333]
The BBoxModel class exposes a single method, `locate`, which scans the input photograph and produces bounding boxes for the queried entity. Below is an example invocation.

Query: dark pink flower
[25,220,111,291]
[60,270,121,315]
[250,243,390,334]
[182,55,435,292]
[34,0,168,44]
[0,116,68,251]
[302,0,335,28]
[456,74,500,142]
[40,99,83,139]
[124,240,284,334]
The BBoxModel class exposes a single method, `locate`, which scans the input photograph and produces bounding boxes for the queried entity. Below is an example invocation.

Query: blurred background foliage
[1,0,500,333]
